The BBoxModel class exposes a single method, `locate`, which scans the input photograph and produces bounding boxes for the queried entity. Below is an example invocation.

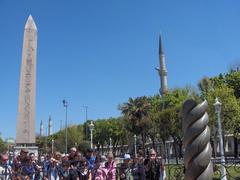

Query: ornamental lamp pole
[214,97,227,180]
[88,121,94,149]
[62,100,68,154]
[51,139,54,154]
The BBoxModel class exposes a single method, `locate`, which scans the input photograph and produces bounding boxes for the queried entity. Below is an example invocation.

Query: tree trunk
[172,136,179,164]
[151,136,156,150]
[234,136,239,158]
[141,133,146,157]
[121,139,124,155]
[161,138,167,162]
[222,130,226,154]
[173,141,178,164]
[210,136,216,158]
[97,143,100,152]
[178,140,183,158]
[101,143,104,155]
[113,141,119,155]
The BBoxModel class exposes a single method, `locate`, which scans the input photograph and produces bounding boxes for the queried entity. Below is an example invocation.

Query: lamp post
[134,134,137,158]
[214,97,227,180]
[88,121,94,149]
[51,139,54,154]
[62,100,68,154]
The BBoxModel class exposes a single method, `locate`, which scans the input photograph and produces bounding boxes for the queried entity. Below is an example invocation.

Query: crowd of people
[0,147,165,180]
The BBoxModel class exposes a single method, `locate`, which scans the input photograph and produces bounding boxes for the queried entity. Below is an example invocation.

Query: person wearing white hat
[119,154,133,180]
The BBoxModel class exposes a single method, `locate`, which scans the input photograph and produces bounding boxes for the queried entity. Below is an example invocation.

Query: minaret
[48,116,52,136]
[156,35,168,96]
[16,15,37,144]
[40,120,44,136]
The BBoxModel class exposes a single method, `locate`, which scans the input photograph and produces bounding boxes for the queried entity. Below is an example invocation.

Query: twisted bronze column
[182,99,213,180]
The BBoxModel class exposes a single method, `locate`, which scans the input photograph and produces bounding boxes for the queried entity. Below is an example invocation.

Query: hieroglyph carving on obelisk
[16,15,37,144]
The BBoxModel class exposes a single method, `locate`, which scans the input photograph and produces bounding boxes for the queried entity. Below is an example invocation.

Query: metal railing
[163,158,240,180]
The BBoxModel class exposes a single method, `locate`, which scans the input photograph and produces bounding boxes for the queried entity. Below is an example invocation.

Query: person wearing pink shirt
[105,152,116,180]
[91,155,107,180]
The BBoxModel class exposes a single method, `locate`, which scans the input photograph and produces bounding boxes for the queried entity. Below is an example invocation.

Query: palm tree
[119,96,151,155]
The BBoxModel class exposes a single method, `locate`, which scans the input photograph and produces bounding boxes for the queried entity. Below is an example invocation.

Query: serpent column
[182,99,213,180]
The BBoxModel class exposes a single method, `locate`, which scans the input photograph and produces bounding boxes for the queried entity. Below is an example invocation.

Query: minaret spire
[159,35,164,55]
[48,116,53,136]
[156,34,168,95]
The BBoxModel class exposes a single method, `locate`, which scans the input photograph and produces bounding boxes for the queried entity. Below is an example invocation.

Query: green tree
[199,71,240,98]
[119,96,152,154]
[148,94,163,150]
[0,138,7,153]
[78,141,91,155]
[150,88,199,162]
[225,71,240,98]
[93,119,109,153]
[199,71,240,157]
[51,124,85,153]
[203,85,240,157]
[93,117,128,154]
[198,76,214,97]
[36,136,49,155]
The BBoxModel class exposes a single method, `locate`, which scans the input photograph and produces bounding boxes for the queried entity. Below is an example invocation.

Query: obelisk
[16,15,37,145]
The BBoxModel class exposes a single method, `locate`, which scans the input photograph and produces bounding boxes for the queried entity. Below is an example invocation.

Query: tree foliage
[119,96,152,135]
[199,71,240,137]
[43,124,85,153]
[0,138,7,153]
[36,136,49,155]
[93,117,127,153]
[225,71,240,98]
[119,96,152,153]
[35,70,240,158]
[203,85,240,136]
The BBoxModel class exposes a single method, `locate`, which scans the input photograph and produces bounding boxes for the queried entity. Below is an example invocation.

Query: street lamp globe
[214,97,222,113]
[88,121,95,131]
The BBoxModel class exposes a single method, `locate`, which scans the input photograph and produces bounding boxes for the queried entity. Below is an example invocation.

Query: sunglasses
[150,154,156,156]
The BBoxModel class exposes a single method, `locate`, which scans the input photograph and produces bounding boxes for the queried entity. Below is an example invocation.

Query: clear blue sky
[0,0,240,140]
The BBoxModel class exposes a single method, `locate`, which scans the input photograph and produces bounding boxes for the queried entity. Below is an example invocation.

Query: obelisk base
[13,145,38,157]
